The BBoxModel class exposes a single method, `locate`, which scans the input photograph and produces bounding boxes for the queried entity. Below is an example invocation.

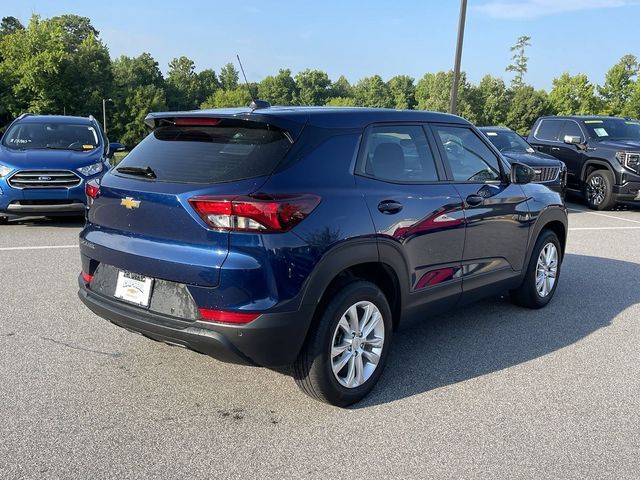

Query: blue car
[78,105,567,406]
[0,114,123,221]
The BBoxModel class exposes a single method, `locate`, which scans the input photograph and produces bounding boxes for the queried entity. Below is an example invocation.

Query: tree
[598,54,638,116]
[258,69,298,105]
[506,35,531,89]
[506,85,551,135]
[331,75,353,98]
[548,73,600,115]
[325,96,358,107]
[415,71,476,120]
[471,75,510,126]
[196,69,220,106]
[165,56,199,111]
[49,14,98,52]
[295,69,331,105]
[219,62,239,91]
[0,14,68,115]
[110,53,166,146]
[0,16,24,39]
[353,75,392,108]
[201,88,251,108]
[387,75,416,109]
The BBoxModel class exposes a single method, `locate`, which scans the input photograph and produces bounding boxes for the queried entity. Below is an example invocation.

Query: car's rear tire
[510,229,562,309]
[0,216,8,225]
[584,170,616,210]
[293,280,392,407]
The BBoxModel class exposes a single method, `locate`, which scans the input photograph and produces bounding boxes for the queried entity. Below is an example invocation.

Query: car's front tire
[293,280,392,407]
[585,170,616,210]
[510,229,562,309]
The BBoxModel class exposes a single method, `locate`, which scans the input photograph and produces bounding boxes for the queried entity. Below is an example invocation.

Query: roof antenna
[236,54,270,110]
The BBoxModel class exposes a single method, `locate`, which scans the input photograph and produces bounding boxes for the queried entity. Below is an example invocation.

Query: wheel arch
[580,158,614,185]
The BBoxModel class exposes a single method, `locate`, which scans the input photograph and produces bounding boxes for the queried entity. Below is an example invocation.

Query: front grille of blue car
[8,170,82,189]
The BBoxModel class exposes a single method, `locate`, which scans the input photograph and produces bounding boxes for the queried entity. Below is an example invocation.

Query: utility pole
[102,98,113,134]
[449,0,468,115]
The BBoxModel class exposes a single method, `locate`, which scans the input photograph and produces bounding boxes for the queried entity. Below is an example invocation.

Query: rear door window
[534,119,564,141]
[115,119,292,184]
[358,125,439,183]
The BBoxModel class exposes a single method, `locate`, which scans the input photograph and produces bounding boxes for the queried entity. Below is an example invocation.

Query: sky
[2,0,640,90]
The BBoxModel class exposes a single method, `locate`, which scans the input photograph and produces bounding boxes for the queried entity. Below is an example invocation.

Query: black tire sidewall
[585,170,615,210]
[311,281,392,406]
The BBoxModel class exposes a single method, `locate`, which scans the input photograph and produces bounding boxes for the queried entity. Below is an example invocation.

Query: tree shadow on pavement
[356,254,639,408]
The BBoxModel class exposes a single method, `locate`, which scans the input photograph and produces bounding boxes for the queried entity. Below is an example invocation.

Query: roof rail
[16,113,34,121]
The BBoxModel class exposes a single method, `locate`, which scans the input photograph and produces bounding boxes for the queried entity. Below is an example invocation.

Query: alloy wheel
[330,301,385,389]
[535,242,558,298]
[586,174,606,206]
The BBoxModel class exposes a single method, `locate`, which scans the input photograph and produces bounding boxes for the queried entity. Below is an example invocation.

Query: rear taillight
[86,179,100,200]
[189,194,321,232]
[199,309,260,324]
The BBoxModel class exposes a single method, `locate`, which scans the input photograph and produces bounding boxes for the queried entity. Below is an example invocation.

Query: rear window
[116,120,292,184]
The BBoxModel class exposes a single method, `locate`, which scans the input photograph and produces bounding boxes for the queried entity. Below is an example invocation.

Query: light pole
[449,0,468,115]
[102,98,113,135]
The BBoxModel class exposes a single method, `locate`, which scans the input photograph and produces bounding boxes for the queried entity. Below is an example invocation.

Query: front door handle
[551,146,561,151]
[377,200,403,215]
[465,194,484,206]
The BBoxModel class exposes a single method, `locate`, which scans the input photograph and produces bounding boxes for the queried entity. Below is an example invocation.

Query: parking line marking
[0,245,78,252]
[569,226,640,231]
[567,208,640,225]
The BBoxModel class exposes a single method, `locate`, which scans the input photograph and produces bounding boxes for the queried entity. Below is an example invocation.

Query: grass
[112,151,129,166]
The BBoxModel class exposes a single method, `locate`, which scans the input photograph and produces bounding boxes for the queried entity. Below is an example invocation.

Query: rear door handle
[377,200,403,214]
[551,147,561,151]
[465,194,484,206]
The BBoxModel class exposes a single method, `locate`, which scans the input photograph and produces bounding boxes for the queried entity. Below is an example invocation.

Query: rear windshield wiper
[116,165,157,179]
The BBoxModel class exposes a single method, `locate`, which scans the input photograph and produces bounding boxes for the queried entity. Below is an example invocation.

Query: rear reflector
[85,179,100,200]
[81,271,94,283]
[199,309,260,324]
[175,117,221,126]
[189,194,321,232]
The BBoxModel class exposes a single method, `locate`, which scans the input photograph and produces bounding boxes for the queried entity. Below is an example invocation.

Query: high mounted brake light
[189,194,321,232]
[174,117,221,126]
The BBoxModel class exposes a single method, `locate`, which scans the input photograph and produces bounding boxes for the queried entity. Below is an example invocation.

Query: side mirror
[510,162,536,184]
[563,135,583,146]
[107,142,126,159]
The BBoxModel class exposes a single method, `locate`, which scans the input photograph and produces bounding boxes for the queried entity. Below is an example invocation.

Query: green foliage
[506,35,531,89]
[0,16,24,39]
[258,69,298,105]
[353,75,392,108]
[506,86,551,135]
[325,97,358,107]
[415,71,476,120]
[548,73,600,115]
[387,75,416,109]
[331,75,353,98]
[110,53,167,146]
[200,88,251,108]
[219,62,239,91]
[295,69,331,106]
[598,54,638,116]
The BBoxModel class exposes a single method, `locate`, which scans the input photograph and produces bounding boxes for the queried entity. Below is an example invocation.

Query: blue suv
[0,114,123,221]
[78,106,567,406]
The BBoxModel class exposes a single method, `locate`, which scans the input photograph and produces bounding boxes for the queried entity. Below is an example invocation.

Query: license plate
[114,271,154,307]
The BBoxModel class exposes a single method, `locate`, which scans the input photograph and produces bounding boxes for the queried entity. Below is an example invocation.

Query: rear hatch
[83,114,300,287]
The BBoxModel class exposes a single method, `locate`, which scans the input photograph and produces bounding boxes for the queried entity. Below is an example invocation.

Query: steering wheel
[67,141,87,150]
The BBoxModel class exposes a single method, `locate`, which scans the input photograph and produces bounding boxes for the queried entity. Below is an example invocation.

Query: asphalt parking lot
[1,198,639,479]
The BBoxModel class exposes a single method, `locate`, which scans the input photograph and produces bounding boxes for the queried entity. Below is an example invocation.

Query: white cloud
[475,0,639,19]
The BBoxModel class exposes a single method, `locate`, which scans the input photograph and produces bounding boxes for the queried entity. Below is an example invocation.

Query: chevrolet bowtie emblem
[121,197,141,209]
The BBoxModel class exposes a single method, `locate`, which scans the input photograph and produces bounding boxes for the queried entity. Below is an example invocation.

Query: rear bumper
[78,280,315,367]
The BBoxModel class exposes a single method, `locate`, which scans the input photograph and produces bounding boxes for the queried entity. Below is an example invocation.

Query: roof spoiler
[143,110,307,142]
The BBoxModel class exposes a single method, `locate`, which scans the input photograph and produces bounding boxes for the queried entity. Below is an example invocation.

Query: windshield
[583,119,640,141]
[481,129,534,153]
[2,122,101,151]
